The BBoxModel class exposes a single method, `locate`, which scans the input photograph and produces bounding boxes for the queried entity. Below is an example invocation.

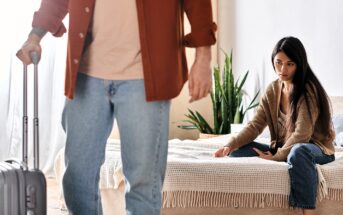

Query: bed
[54,97,343,215]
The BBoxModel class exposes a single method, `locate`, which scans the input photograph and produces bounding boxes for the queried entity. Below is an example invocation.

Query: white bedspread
[54,135,343,209]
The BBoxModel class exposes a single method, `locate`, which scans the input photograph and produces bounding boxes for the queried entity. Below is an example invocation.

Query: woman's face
[273,51,297,82]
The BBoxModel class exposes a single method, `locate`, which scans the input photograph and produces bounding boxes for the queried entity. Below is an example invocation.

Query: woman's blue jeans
[229,142,335,209]
[61,73,170,215]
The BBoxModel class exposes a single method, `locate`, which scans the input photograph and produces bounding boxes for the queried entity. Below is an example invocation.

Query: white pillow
[333,114,343,146]
[333,114,343,133]
[336,132,343,147]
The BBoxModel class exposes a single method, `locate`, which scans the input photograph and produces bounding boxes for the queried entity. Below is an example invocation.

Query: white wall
[218,0,343,96]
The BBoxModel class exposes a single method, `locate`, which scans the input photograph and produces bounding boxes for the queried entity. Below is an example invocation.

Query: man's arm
[17,0,69,64]
[32,0,69,37]
[188,46,212,102]
[183,0,217,47]
[183,0,217,102]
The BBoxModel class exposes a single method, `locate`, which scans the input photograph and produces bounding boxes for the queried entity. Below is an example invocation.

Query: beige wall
[111,1,218,140]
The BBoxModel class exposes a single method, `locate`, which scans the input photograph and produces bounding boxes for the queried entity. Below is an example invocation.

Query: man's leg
[62,73,114,215]
[112,80,170,215]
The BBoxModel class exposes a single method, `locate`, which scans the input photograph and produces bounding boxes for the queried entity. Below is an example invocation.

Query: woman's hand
[214,146,231,157]
[253,148,273,160]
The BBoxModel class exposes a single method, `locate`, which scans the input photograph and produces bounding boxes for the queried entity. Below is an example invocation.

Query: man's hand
[16,33,42,65]
[188,46,212,103]
[214,146,231,157]
[253,148,273,160]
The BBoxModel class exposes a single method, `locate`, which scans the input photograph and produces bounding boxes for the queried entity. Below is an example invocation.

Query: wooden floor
[47,178,68,215]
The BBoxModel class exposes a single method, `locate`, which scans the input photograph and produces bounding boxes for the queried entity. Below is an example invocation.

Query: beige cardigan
[225,79,335,161]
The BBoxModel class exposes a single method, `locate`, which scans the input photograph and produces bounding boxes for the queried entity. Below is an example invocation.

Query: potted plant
[178,50,259,136]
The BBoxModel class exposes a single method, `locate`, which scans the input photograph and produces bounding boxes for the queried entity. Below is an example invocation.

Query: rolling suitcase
[0,52,47,215]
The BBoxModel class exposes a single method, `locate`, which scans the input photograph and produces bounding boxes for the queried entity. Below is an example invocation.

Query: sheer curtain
[0,0,68,176]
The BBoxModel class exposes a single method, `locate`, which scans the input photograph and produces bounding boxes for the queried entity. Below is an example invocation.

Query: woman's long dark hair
[271,36,334,138]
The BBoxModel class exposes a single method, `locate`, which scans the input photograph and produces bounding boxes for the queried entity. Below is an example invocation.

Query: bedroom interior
[1,0,343,215]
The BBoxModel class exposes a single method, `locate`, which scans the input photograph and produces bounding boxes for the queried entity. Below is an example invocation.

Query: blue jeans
[61,73,170,215]
[229,142,335,209]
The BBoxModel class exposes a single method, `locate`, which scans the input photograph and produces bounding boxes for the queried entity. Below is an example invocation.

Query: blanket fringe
[316,165,328,201]
[162,191,290,209]
[327,188,343,201]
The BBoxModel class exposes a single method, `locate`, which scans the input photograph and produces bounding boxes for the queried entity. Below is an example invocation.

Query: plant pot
[198,133,223,139]
[230,123,245,134]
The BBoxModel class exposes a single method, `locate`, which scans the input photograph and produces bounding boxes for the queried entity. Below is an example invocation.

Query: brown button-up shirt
[32,0,217,101]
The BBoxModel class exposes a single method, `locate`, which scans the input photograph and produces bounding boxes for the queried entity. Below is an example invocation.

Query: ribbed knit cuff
[29,27,47,38]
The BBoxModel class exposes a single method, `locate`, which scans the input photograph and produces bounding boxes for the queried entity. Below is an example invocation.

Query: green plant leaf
[243,90,260,116]
[210,92,219,133]
[236,70,249,96]
[220,98,228,133]
[184,119,204,132]
[195,111,213,134]
[218,121,224,134]
[177,125,197,130]
[184,113,197,122]
[187,109,198,120]
[233,107,241,124]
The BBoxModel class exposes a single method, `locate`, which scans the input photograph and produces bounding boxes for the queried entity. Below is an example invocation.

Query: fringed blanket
[54,135,343,209]
[162,136,343,208]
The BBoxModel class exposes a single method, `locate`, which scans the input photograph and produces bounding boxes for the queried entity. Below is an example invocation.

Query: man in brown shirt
[17,0,217,214]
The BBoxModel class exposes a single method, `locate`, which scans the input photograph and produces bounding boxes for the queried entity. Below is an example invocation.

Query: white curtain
[0,0,68,176]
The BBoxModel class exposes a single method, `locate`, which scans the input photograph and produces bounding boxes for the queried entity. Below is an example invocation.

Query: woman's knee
[287,143,312,164]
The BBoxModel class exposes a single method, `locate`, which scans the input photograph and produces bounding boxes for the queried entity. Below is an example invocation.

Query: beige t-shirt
[80,0,143,80]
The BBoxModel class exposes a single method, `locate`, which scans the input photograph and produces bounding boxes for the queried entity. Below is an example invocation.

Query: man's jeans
[230,142,335,209]
[61,72,170,215]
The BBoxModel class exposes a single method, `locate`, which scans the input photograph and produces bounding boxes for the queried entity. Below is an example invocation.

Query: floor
[47,178,68,215]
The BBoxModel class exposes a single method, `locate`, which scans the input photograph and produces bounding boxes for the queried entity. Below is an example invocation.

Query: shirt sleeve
[32,0,69,37]
[182,0,217,47]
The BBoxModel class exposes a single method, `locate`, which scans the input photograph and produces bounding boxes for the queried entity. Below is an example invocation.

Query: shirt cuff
[29,27,47,38]
[183,22,217,47]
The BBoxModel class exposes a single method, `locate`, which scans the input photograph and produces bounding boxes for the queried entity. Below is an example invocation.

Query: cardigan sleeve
[225,94,268,150]
[32,0,69,37]
[182,0,217,47]
[272,93,319,161]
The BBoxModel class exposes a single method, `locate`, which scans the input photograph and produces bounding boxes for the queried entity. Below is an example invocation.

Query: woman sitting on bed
[214,36,335,215]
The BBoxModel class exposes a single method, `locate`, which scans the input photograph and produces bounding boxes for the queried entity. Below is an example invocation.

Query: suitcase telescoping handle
[23,51,40,170]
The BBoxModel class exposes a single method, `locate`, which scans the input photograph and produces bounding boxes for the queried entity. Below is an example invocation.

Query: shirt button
[85,7,90,13]
[73,59,79,64]
[79,33,84,38]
